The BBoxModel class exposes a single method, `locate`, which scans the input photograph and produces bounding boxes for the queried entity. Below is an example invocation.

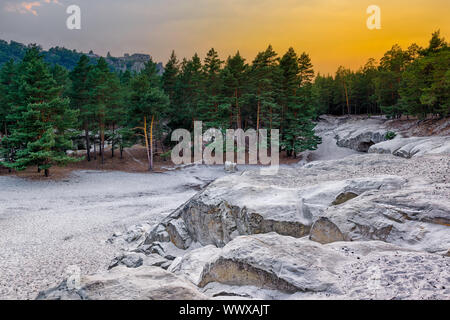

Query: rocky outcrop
[108,253,172,270]
[313,185,450,253]
[37,266,207,300]
[336,130,388,152]
[369,136,450,158]
[324,116,389,152]
[142,171,406,252]
[309,217,345,244]
[170,233,450,299]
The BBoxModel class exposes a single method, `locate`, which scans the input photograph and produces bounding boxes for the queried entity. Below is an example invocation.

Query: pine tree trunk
[144,116,151,171]
[120,145,123,159]
[93,137,97,160]
[44,169,49,177]
[100,124,105,165]
[150,115,154,171]
[236,89,241,129]
[111,124,115,158]
[257,100,261,131]
[84,123,91,162]
[343,81,350,115]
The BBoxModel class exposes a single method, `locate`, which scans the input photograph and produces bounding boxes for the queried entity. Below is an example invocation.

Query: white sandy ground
[0,166,250,300]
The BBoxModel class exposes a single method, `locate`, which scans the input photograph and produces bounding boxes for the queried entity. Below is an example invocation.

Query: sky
[0,0,448,75]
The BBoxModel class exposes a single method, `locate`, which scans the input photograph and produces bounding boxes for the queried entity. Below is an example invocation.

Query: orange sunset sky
[0,0,449,74]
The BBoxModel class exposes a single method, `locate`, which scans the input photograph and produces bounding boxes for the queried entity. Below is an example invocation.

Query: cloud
[4,0,61,16]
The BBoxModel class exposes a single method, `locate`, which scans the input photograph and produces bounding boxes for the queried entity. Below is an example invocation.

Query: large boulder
[170,233,450,299]
[143,169,405,250]
[331,117,389,152]
[36,266,207,300]
[369,136,450,158]
[312,184,450,253]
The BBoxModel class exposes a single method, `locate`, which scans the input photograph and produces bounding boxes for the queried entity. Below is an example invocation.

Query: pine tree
[0,59,16,136]
[0,59,17,169]
[173,54,205,130]
[1,47,78,176]
[87,57,112,164]
[130,61,169,171]
[298,52,314,85]
[69,55,93,161]
[220,51,248,129]
[250,45,282,130]
[280,48,320,157]
[162,50,179,102]
[200,48,223,128]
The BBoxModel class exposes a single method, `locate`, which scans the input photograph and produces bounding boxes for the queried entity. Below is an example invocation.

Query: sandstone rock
[369,136,450,158]
[37,266,207,300]
[316,186,450,253]
[167,219,192,250]
[171,233,450,299]
[142,169,406,251]
[309,217,345,244]
[224,161,238,173]
[171,234,344,293]
[109,253,170,270]
[332,192,359,205]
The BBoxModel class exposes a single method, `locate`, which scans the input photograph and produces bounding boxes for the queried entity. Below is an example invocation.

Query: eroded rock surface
[170,233,450,299]
[369,136,450,158]
[37,266,207,300]
[142,154,448,254]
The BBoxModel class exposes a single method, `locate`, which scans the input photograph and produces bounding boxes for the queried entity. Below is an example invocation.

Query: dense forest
[0,31,448,176]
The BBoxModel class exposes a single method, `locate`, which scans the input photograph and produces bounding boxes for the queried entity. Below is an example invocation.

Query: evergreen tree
[280,48,320,157]
[0,59,16,136]
[250,45,282,130]
[87,57,113,164]
[69,55,93,160]
[162,50,179,102]
[220,51,248,129]
[200,48,223,128]
[130,61,169,170]
[1,47,78,176]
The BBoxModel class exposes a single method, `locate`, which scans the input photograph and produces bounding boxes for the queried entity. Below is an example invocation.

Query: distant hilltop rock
[105,52,164,74]
[0,39,164,74]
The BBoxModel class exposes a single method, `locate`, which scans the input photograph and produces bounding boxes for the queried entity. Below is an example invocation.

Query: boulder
[109,253,170,270]
[171,233,450,299]
[369,136,450,158]
[224,161,238,173]
[36,266,207,300]
[309,217,345,244]
[315,186,450,253]
[142,170,406,251]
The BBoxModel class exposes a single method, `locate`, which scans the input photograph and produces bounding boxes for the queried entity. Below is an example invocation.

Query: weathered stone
[224,161,238,173]
[319,186,450,252]
[37,266,207,300]
[332,192,359,205]
[310,217,345,244]
[369,136,450,158]
[166,219,192,249]
[142,171,406,251]
[171,233,450,299]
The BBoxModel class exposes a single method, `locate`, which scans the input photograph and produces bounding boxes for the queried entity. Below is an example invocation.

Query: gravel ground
[0,165,235,300]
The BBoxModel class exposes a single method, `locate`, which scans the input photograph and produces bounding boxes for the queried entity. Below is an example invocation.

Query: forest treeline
[315,31,449,118]
[0,31,448,176]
